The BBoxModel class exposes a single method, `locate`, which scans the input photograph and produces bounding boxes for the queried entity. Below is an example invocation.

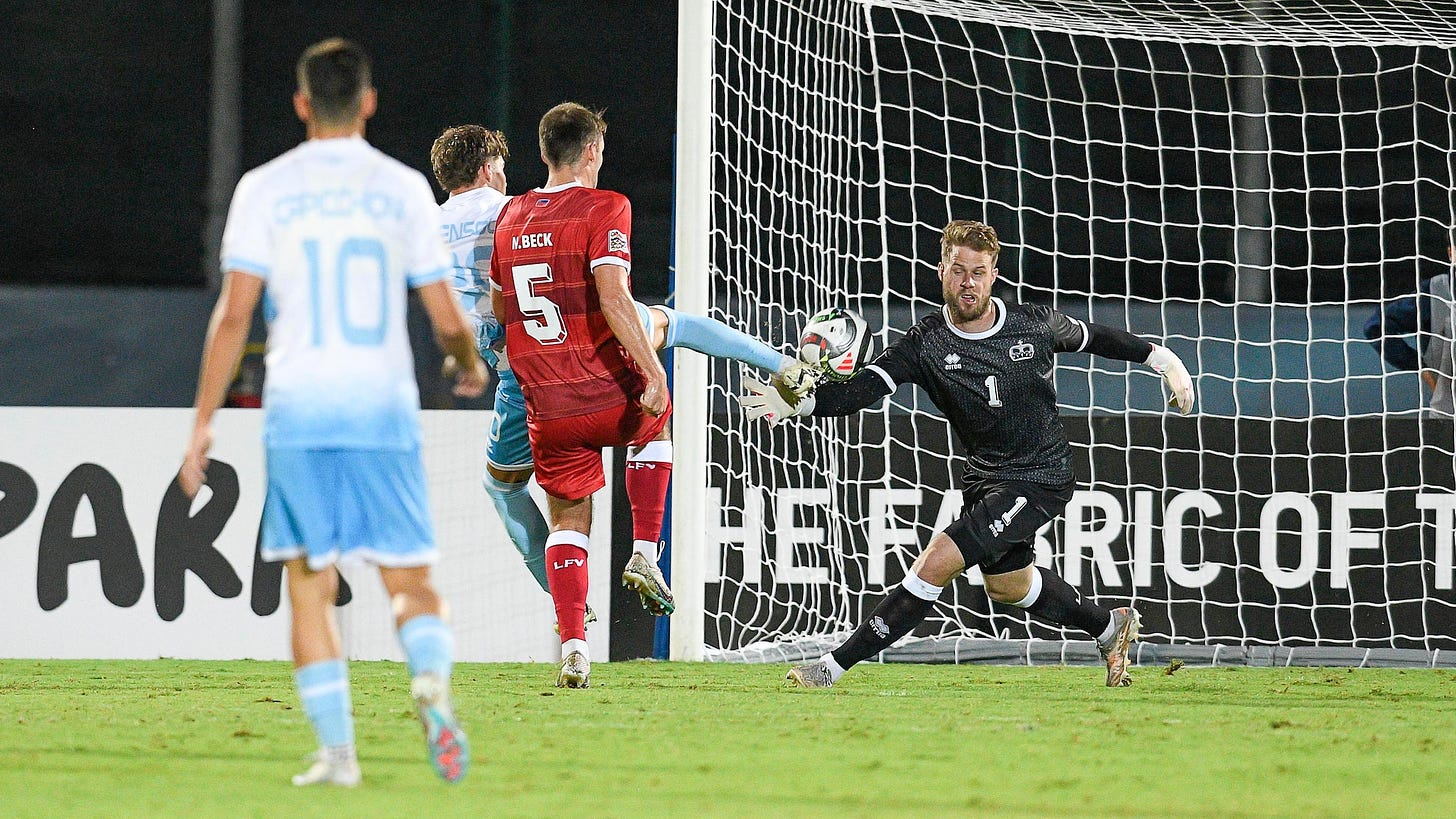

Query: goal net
[671,0,1456,666]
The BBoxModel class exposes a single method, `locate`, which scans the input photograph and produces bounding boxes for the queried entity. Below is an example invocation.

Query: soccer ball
[798,307,873,381]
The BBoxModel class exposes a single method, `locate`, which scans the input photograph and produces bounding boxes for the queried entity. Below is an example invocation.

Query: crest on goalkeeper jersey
[799,307,873,381]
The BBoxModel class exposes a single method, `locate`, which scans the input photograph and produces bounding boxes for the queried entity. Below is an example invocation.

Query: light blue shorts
[486,369,534,471]
[484,302,657,475]
[261,447,437,570]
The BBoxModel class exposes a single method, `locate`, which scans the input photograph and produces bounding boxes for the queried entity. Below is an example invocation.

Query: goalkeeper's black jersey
[859,299,1092,487]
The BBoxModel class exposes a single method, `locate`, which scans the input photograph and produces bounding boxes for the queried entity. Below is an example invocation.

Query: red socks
[545,532,590,642]
[626,440,673,552]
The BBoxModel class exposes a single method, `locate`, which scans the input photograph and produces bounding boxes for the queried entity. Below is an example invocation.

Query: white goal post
[671,0,1456,666]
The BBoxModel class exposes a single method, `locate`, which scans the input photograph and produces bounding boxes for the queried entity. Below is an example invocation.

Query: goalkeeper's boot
[556,650,591,689]
[622,551,675,616]
[786,660,836,689]
[292,747,361,787]
[411,672,469,783]
[1098,607,1142,688]
[775,360,820,402]
[553,603,598,635]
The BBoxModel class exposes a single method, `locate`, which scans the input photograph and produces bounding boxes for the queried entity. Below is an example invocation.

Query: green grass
[1,660,1453,817]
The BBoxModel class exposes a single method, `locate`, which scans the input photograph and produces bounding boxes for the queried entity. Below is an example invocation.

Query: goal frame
[669,0,713,661]
[668,0,1456,667]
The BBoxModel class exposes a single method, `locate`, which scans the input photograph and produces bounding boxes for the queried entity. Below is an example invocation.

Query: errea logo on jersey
[512,232,553,250]
[1009,342,1035,362]
[607,229,629,254]
[943,353,962,371]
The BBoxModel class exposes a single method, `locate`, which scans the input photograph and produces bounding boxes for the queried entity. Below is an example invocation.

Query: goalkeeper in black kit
[740,220,1195,687]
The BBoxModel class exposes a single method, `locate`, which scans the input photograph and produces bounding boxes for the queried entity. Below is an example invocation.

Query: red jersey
[489,182,641,420]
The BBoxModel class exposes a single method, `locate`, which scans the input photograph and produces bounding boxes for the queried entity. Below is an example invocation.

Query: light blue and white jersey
[220,136,452,450]
[439,185,509,321]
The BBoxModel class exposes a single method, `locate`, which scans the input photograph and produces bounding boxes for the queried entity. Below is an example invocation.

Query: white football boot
[1098,607,1142,687]
[622,552,675,616]
[292,747,361,787]
[786,660,836,689]
[556,650,591,689]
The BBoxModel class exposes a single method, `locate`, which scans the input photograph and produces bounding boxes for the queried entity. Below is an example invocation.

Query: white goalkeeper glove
[1146,344,1194,415]
[775,360,821,400]
[740,376,817,426]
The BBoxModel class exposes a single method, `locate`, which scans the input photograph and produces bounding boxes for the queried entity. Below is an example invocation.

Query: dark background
[7,3,1451,305]
[0,1,679,299]
[0,2,213,286]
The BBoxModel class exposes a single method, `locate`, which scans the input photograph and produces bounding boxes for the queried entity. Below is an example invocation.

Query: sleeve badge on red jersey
[608,229,629,254]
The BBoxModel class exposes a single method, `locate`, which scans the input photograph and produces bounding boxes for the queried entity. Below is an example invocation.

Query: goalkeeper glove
[775,360,821,400]
[741,376,816,426]
[1146,344,1194,414]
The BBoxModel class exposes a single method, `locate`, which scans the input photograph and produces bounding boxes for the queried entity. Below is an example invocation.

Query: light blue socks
[483,474,550,593]
[295,658,354,748]
[398,614,454,680]
[659,305,791,373]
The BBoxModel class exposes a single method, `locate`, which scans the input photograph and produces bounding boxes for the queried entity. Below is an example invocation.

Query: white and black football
[798,307,873,381]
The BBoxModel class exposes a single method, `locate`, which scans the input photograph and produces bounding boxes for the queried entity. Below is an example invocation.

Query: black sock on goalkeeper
[828,572,941,676]
[1010,566,1112,640]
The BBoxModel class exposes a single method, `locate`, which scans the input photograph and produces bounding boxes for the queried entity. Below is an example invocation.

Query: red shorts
[527,399,673,500]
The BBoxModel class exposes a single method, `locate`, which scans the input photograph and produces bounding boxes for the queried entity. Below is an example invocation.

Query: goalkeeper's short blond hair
[941,220,1000,263]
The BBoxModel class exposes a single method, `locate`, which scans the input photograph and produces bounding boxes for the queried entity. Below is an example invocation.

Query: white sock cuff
[820,652,845,682]
[545,530,590,551]
[1097,614,1118,645]
[562,638,589,659]
[1009,567,1044,608]
[632,539,659,558]
[901,571,944,602]
[627,440,673,463]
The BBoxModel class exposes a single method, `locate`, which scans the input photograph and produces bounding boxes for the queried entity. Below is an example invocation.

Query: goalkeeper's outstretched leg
[787,539,1141,690]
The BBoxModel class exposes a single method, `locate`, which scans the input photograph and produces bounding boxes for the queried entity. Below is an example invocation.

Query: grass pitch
[2,660,1453,817]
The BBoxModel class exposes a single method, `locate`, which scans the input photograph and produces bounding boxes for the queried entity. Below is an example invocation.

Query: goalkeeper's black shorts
[943,476,1074,575]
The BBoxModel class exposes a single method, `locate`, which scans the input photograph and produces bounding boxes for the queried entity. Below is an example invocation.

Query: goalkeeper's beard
[944,290,991,325]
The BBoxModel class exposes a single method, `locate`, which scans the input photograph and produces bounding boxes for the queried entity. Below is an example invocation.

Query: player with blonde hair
[745,219,1194,689]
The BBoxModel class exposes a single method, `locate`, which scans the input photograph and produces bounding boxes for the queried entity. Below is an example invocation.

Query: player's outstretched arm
[180,270,264,497]
[741,367,892,426]
[1083,322,1195,415]
[597,266,669,415]
[418,279,487,398]
[1047,307,1196,415]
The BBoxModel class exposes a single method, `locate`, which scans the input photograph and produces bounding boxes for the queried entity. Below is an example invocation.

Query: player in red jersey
[489,102,671,687]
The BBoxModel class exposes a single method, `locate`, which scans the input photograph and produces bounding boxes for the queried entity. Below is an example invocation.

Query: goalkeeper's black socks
[1012,566,1111,639]
[829,572,941,673]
